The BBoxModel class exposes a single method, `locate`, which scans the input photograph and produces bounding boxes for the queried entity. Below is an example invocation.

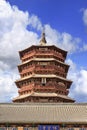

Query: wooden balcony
[21,51,35,60]
[18,84,34,93]
[35,50,65,61]
[35,50,52,55]
[34,85,55,90]
[18,81,68,95]
[34,83,67,91]
[19,66,35,74]
[35,66,67,78]
[19,64,67,78]
[35,65,65,71]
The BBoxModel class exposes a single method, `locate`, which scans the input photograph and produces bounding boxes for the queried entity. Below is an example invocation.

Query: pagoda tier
[19,45,67,63]
[18,58,69,78]
[15,75,72,93]
[13,32,75,103]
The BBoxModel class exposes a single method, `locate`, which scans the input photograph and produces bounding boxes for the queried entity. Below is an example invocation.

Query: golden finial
[40,27,47,45]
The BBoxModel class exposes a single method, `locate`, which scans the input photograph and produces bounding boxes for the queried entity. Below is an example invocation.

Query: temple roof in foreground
[0,103,87,124]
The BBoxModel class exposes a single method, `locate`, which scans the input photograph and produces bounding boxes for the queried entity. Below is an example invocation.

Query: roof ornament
[39,27,47,45]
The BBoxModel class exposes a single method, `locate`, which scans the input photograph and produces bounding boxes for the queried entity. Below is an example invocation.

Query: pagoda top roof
[19,30,67,58]
[19,44,67,55]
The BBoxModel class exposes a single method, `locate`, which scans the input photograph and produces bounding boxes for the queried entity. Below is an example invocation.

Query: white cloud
[0,0,42,69]
[45,24,60,44]
[66,59,87,102]
[0,71,18,102]
[45,24,81,53]
[82,44,87,51]
[66,59,76,72]
[60,33,80,53]
[82,8,87,25]
[74,70,87,94]
[0,0,42,102]
[28,15,42,30]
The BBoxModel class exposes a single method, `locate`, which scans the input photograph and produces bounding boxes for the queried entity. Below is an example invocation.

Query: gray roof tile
[0,103,87,124]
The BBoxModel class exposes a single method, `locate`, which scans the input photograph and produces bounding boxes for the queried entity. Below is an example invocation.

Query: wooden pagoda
[13,32,75,103]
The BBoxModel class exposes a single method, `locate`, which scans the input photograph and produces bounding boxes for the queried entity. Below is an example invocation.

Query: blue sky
[7,0,87,35]
[7,0,87,67]
[0,0,87,102]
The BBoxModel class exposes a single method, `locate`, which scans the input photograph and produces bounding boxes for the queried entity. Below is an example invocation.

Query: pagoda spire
[39,27,47,45]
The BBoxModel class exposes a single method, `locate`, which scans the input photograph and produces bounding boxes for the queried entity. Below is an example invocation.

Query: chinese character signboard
[38,125,59,130]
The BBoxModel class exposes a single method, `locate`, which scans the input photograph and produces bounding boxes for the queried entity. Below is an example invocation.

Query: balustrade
[18,84,34,93]
[35,50,65,61]
[19,62,66,78]
[35,65,66,77]
[35,65,54,70]
[55,51,65,58]
[21,51,36,60]
[20,67,35,74]
[34,82,66,90]
[36,50,52,55]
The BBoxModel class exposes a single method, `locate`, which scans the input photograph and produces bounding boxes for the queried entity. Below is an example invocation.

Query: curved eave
[52,45,67,58]
[19,45,36,58]
[18,58,70,67]
[19,45,35,53]
[19,45,67,54]
[15,74,72,87]
[37,45,67,59]
[19,45,67,59]
[38,45,67,54]
[13,92,75,102]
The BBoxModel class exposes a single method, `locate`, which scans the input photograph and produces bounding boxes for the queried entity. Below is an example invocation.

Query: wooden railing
[20,66,35,74]
[36,50,65,61]
[19,64,67,78]
[18,84,34,93]
[34,83,67,91]
[21,51,35,60]
[21,50,65,62]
